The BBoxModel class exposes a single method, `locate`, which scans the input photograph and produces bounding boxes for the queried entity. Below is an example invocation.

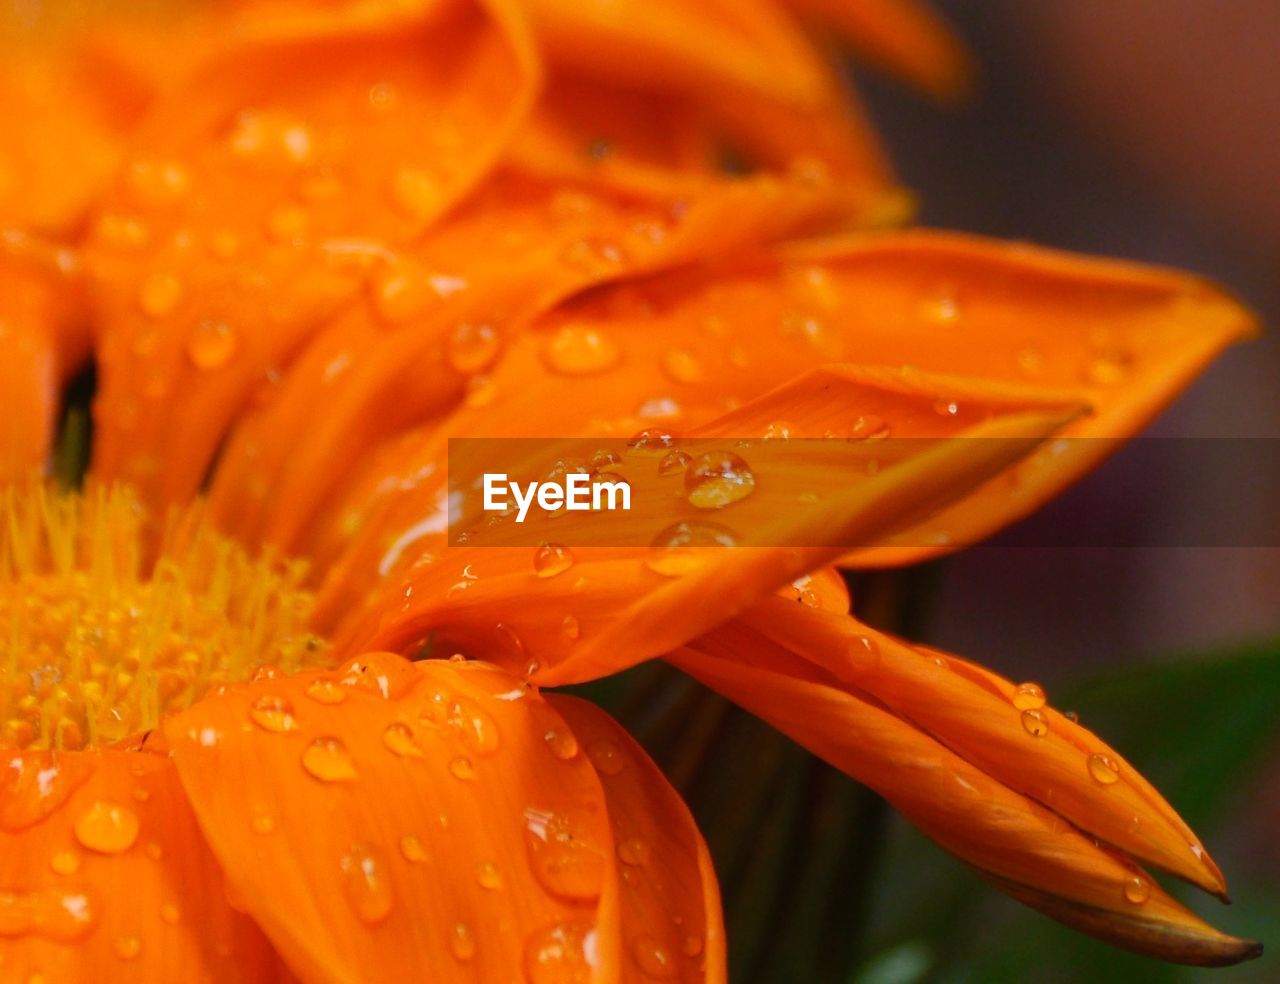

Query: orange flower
[0,0,1264,979]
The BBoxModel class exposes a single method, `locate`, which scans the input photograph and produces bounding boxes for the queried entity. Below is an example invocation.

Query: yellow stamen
[0,480,329,750]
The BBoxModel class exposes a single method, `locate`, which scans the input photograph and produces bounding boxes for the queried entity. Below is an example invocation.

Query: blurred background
[859,1,1279,980]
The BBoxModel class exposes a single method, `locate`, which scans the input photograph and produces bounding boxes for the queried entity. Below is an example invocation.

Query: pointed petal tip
[989,874,1263,968]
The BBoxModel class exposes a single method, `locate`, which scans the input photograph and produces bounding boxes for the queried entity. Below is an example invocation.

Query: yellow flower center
[0,480,329,750]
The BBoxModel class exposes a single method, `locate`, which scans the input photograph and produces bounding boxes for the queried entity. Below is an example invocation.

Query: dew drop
[113,935,142,961]
[1011,682,1046,711]
[1020,709,1049,738]
[399,834,428,863]
[251,810,276,835]
[559,237,627,275]
[49,850,79,876]
[683,935,704,957]
[249,695,298,733]
[544,726,580,761]
[301,736,358,782]
[1088,753,1120,786]
[524,921,597,984]
[523,806,606,902]
[616,837,651,867]
[661,348,704,383]
[585,739,625,776]
[390,167,441,221]
[138,272,183,319]
[533,543,574,579]
[933,400,960,418]
[627,428,674,454]
[447,322,499,374]
[645,521,738,577]
[762,420,792,440]
[476,860,502,890]
[543,324,621,375]
[383,722,423,758]
[849,415,890,440]
[446,697,501,756]
[657,450,691,477]
[685,451,756,509]
[341,844,394,925]
[589,449,621,472]
[74,800,140,855]
[1085,351,1132,386]
[186,321,238,370]
[561,614,581,642]
[449,756,476,781]
[451,922,476,962]
[631,936,679,979]
[306,678,347,705]
[1122,874,1150,905]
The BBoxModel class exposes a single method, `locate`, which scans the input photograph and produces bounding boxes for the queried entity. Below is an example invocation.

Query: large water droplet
[306,678,347,705]
[543,324,621,376]
[186,321,238,370]
[684,451,756,509]
[1088,753,1120,785]
[533,543,574,579]
[524,921,597,983]
[645,521,738,577]
[630,936,679,979]
[447,322,499,374]
[74,800,140,855]
[585,739,625,776]
[249,695,298,733]
[451,922,476,962]
[1020,709,1049,738]
[1011,682,1046,711]
[447,697,500,756]
[523,806,606,902]
[1122,874,1150,905]
[341,844,394,924]
[383,722,423,758]
[302,737,358,782]
[138,272,184,319]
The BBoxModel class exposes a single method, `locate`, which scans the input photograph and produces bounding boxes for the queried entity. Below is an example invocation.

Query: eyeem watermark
[482,472,631,523]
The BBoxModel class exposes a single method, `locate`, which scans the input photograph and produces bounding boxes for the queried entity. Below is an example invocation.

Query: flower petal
[782,0,974,100]
[0,748,282,982]
[328,367,1082,684]
[725,597,1228,895]
[85,0,539,507]
[165,652,627,983]
[667,632,1262,967]
[206,167,883,554]
[549,694,727,982]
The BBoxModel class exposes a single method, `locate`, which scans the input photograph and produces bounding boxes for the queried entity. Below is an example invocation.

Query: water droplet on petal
[341,844,393,924]
[383,722,423,758]
[543,324,621,375]
[559,238,627,275]
[616,837,650,867]
[685,451,756,509]
[645,521,738,577]
[1085,351,1132,386]
[1123,874,1150,905]
[1011,682,1046,711]
[186,321,238,370]
[249,695,298,733]
[1020,709,1049,738]
[399,834,428,863]
[585,739,625,776]
[683,935,703,957]
[533,543,574,579]
[627,428,674,454]
[524,921,597,983]
[49,850,80,876]
[449,756,476,781]
[451,922,476,961]
[544,726,580,761]
[561,615,581,642]
[306,678,347,705]
[850,415,890,440]
[113,935,142,960]
[630,936,679,979]
[74,800,139,855]
[390,167,441,221]
[657,451,691,477]
[661,348,703,383]
[523,806,606,902]
[1088,753,1120,785]
[476,860,502,890]
[447,322,499,373]
[138,272,183,318]
[302,737,358,782]
[251,812,276,835]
